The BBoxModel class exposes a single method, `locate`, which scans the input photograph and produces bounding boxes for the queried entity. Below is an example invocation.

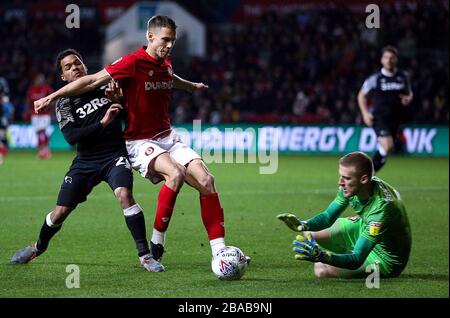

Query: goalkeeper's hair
[147,15,177,31]
[55,48,84,73]
[339,152,374,178]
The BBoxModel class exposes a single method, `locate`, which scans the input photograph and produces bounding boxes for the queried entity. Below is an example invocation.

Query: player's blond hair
[339,152,374,178]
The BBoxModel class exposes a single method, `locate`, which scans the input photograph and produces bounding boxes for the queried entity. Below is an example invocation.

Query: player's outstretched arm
[34,69,111,113]
[277,201,346,232]
[173,74,208,92]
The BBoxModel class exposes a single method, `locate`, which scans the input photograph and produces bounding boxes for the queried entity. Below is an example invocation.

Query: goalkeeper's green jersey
[334,176,412,275]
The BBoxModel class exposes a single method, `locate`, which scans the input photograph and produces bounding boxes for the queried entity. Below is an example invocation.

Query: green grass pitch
[0,151,448,297]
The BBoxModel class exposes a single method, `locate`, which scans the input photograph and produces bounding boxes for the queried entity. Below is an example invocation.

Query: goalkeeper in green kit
[277,152,411,278]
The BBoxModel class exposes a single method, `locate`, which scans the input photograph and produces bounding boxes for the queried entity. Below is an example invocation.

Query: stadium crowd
[172,2,449,125]
[0,1,448,127]
[0,4,101,123]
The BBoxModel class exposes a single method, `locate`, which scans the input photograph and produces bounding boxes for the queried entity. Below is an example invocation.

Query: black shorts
[372,117,401,138]
[57,155,133,208]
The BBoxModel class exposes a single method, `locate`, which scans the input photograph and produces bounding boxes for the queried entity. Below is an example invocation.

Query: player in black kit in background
[357,46,413,172]
[10,49,164,272]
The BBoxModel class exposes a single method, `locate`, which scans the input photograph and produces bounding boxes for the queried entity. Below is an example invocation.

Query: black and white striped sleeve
[55,97,74,130]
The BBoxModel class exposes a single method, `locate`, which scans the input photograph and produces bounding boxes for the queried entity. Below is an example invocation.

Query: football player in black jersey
[11,49,164,272]
[357,46,413,172]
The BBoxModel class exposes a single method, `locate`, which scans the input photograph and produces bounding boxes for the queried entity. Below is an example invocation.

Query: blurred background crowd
[0,0,448,127]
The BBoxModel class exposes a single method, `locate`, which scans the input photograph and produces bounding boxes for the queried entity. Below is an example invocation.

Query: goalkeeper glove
[277,213,308,232]
[292,233,331,263]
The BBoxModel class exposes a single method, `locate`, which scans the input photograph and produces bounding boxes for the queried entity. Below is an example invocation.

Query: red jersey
[105,46,174,140]
[27,84,53,115]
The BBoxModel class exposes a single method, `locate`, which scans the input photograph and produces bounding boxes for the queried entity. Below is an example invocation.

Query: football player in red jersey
[27,74,54,159]
[35,16,229,269]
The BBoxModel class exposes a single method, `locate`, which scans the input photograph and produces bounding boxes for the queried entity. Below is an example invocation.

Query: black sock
[36,219,62,251]
[125,212,150,257]
[372,150,387,172]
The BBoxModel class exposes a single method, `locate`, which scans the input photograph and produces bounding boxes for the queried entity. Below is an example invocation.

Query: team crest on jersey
[148,70,154,77]
[369,221,382,235]
[167,66,173,76]
[145,147,154,156]
[64,176,72,184]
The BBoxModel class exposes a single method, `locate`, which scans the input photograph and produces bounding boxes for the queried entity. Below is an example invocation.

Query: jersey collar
[381,68,397,77]
[141,46,166,64]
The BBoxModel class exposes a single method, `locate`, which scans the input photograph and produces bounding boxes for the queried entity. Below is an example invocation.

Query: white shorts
[126,130,201,183]
[31,114,51,132]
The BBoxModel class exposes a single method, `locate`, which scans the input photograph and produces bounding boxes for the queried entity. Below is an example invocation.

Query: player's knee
[380,141,394,155]
[114,187,135,208]
[163,166,185,191]
[314,263,330,278]
[311,229,330,245]
[167,165,186,189]
[384,145,394,154]
[197,173,215,193]
[52,206,73,224]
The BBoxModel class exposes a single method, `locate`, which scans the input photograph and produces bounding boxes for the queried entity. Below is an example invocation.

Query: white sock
[46,212,62,228]
[210,237,225,256]
[151,229,166,246]
[123,203,142,216]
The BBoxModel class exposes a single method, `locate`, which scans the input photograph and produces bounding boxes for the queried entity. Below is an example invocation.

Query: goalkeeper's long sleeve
[304,201,347,231]
[324,236,376,270]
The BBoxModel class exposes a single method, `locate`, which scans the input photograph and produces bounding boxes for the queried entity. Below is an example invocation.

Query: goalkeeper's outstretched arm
[278,200,347,232]
[303,201,347,231]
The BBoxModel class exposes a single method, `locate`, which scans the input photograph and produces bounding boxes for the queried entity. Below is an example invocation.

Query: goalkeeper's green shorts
[319,217,390,278]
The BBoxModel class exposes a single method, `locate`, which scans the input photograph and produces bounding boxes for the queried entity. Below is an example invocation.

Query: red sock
[153,184,178,232]
[37,131,48,148]
[200,192,225,240]
[0,143,7,156]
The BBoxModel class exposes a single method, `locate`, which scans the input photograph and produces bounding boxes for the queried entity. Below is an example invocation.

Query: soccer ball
[211,246,248,280]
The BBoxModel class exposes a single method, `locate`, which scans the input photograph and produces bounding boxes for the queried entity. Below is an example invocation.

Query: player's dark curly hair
[339,152,374,178]
[147,15,177,31]
[55,48,84,73]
